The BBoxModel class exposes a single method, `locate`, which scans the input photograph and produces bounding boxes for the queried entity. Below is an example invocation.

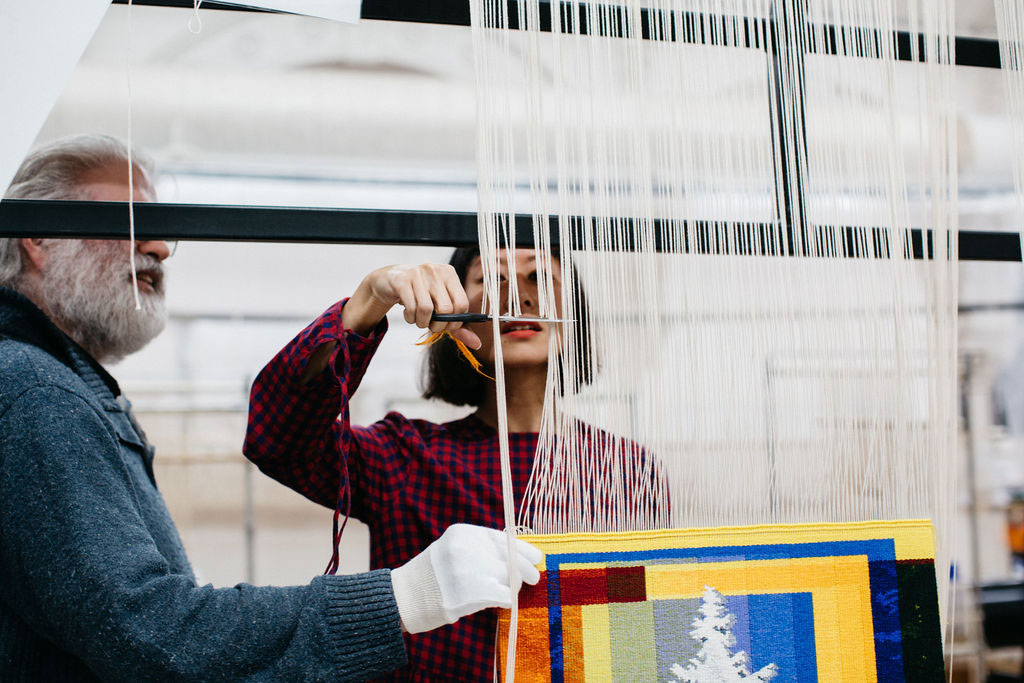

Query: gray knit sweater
[0,287,407,681]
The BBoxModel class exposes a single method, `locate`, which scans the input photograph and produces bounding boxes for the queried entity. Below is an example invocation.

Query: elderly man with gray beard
[0,135,541,682]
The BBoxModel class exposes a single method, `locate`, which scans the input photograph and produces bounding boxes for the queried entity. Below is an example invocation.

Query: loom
[1,2,1022,681]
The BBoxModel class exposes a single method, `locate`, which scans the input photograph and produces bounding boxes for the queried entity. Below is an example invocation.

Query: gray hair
[0,134,155,289]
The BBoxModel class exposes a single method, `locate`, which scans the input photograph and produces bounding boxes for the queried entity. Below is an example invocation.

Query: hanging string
[126,0,141,311]
[469,0,524,677]
[188,0,205,34]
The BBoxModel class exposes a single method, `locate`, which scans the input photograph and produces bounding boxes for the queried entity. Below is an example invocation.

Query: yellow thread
[415,331,446,346]
[416,330,494,380]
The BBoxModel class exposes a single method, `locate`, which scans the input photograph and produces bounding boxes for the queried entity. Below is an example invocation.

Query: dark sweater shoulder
[0,336,97,415]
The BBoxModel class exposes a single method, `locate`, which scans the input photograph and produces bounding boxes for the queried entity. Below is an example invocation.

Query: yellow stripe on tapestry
[525,519,937,570]
[579,604,611,681]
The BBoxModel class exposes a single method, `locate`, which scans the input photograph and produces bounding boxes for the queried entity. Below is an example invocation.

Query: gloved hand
[389,523,543,634]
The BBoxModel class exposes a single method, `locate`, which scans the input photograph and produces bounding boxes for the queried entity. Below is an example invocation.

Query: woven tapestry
[497,520,943,682]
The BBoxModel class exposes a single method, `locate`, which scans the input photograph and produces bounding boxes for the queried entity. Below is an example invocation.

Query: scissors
[431,313,574,324]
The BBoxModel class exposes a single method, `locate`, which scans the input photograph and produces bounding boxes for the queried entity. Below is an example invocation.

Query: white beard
[39,240,167,364]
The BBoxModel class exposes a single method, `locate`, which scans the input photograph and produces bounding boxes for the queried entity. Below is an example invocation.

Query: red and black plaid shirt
[244,300,538,681]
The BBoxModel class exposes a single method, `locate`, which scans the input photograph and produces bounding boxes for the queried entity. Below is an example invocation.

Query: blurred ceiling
[40,8,478,181]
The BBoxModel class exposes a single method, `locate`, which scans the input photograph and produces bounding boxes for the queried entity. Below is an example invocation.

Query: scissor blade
[431,312,574,324]
[496,315,574,324]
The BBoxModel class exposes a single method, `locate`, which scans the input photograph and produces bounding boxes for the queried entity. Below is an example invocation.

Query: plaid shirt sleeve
[243,299,393,510]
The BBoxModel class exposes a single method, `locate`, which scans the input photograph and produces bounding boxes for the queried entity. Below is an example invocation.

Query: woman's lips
[501,321,543,339]
[504,329,539,339]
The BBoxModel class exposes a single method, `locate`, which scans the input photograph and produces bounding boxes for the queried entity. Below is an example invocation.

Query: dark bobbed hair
[421,246,595,407]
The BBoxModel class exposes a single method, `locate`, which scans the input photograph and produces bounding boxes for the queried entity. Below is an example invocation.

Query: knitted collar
[0,286,121,401]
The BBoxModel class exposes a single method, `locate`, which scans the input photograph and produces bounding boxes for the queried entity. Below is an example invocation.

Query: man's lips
[132,270,162,294]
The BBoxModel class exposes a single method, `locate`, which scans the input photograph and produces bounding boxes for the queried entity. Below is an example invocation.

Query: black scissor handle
[430,313,489,323]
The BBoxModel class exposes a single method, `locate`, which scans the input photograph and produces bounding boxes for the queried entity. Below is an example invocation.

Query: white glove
[389,523,543,634]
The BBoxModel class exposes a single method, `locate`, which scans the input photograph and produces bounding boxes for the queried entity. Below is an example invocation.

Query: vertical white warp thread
[469,1,522,679]
[996,1,1024,257]
[126,0,140,310]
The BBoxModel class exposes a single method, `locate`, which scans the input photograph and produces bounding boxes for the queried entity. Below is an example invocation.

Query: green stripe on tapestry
[609,601,657,682]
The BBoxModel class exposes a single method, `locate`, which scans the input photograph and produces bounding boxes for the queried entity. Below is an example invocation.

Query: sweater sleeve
[0,384,406,682]
[243,299,410,518]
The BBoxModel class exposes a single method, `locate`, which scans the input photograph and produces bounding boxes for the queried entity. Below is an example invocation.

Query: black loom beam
[111,0,1002,69]
[1,199,1019,262]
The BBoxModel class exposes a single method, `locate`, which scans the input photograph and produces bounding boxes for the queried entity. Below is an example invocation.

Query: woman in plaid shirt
[245,247,600,681]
